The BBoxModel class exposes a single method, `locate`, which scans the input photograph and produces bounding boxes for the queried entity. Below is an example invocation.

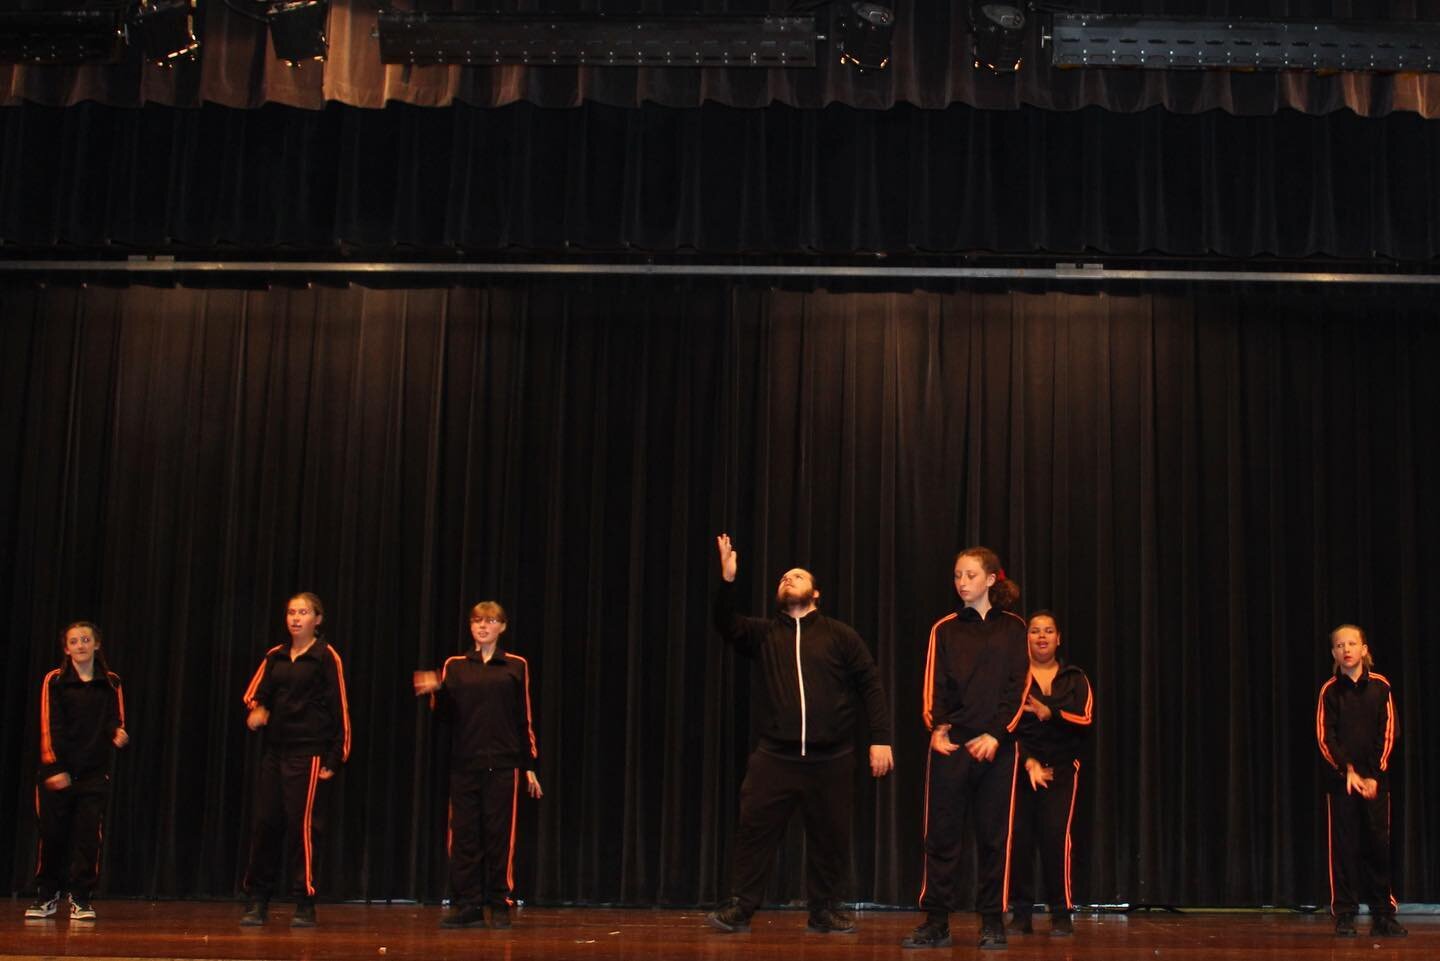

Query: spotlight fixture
[268,0,327,64]
[970,1,1025,73]
[132,0,198,64]
[0,3,126,64]
[835,2,894,72]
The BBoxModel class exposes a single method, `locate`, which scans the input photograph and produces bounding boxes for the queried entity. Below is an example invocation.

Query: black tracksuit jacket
[923,605,1030,742]
[1316,666,1397,792]
[433,645,540,771]
[243,639,352,772]
[1015,661,1093,768]
[713,580,892,759]
[38,665,126,780]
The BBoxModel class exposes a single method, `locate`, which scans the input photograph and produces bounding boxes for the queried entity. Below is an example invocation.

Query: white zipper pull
[795,617,807,757]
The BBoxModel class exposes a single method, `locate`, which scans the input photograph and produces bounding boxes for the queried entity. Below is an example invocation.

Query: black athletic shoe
[1007,911,1032,935]
[239,900,269,926]
[705,900,751,933]
[291,902,317,928]
[1334,913,1357,937]
[979,915,1008,950]
[1051,913,1074,937]
[807,905,856,934]
[489,905,512,929]
[1370,915,1408,938]
[69,896,96,921]
[901,918,952,948]
[440,904,485,928]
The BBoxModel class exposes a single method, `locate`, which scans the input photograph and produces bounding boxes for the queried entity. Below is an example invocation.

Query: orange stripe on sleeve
[113,676,126,728]
[1004,672,1033,733]
[1380,690,1396,771]
[506,653,539,759]
[39,669,61,765]
[1059,678,1094,725]
[328,647,352,763]
[1315,678,1338,769]
[921,613,957,730]
[242,646,283,709]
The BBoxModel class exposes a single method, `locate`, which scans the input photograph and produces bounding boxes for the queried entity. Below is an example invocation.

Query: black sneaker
[979,914,1008,950]
[1051,913,1074,937]
[901,917,952,948]
[1370,915,1408,938]
[69,896,96,921]
[705,900,751,933]
[440,904,485,928]
[292,902,317,928]
[489,905,512,929]
[1334,913,1357,937]
[807,904,856,934]
[239,900,268,926]
[1007,911,1032,935]
[24,895,60,919]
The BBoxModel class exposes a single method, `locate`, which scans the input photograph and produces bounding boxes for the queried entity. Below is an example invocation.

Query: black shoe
[705,900,751,933]
[807,905,856,934]
[489,905,512,929]
[239,900,269,926]
[1051,913,1073,937]
[901,918,952,948]
[1007,911,1032,935]
[69,896,96,921]
[440,904,485,928]
[291,902,317,928]
[1334,913,1357,937]
[979,914,1008,950]
[1370,915,1408,938]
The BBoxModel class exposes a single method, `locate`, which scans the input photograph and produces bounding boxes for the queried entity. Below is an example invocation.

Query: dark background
[3,279,1438,907]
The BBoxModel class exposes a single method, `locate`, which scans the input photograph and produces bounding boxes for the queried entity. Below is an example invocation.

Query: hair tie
[997,568,1007,582]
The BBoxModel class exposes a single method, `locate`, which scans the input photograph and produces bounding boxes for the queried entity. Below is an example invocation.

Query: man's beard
[776,587,814,608]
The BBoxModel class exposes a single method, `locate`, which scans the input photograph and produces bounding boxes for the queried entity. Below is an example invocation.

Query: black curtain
[3,277,1439,908]
[4,99,1440,260]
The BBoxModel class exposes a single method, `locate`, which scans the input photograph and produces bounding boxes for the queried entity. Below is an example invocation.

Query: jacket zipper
[794,618,807,757]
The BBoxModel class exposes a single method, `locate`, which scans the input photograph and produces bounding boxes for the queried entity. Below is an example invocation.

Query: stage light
[132,0,197,64]
[0,3,126,64]
[836,2,894,72]
[970,1,1025,73]
[268,0,327,64]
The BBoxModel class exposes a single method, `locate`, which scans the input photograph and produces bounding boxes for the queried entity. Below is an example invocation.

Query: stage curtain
[3,277,1439,908]
[3,0,1440,115]
[3,98,1440,261]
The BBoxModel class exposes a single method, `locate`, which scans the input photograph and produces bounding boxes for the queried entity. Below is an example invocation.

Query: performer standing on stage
[1316,624,1406,938]
[903,547,1028,951]
[25,622,128,922]
[706,533,894,935]
[1007,611,1092,938]
[239,592,351,928]
[414,601,542,929]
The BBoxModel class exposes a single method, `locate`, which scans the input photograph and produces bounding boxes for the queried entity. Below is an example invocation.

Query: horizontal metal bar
[3,259,1440,285]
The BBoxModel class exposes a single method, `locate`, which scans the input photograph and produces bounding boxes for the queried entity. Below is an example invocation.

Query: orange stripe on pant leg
[1064,761,1080,911]
[447,801,454,859]
[303,758,320,897]
[505,770,519,904]
[917,749,933,906]
[1326,795,1336,916]
[1001,743,1020,913]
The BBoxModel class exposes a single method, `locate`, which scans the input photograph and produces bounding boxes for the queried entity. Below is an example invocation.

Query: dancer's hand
[1025,758,1053,790]
[1023,695,1052,721]
[869,745,894,777]
[319,767,335,780]
[965,733,999,762]
[930,725,959,756]
[413,670,440,695]
[45,772,71,791]
[716,534,738,582]
[246,705,270,730]
[113,727,129,748]
[527,771,544,798]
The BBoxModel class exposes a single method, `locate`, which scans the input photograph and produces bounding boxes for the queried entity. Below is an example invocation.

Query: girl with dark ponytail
[25,622,128,921]
[902,547,1030,951]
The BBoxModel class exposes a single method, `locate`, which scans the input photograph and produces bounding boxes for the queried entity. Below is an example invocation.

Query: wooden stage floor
[6,902,1436,961]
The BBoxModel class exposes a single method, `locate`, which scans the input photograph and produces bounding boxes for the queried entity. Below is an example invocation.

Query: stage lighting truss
[375,12,816,67]
[1047,14,1440,72]
[0,3,127,64]
[971,1,1025,74]
[834,2,894,72]
[269,0,328,64]
[132,0,198,64]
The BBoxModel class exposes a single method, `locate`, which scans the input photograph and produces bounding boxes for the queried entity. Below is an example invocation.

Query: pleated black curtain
[4,99,1440,259]
[3,278,1439,907]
